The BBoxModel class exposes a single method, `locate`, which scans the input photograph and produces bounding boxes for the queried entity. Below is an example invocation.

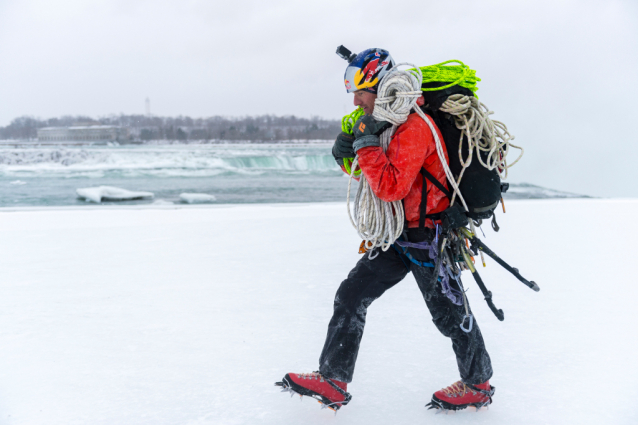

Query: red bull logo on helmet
[362,59,380,83]
[343,48,395,93]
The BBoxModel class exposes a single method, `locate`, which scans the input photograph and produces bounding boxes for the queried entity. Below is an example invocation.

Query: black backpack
[419,82,507,220]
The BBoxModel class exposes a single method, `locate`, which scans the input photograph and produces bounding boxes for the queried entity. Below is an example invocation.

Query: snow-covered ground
[0,199,635,425]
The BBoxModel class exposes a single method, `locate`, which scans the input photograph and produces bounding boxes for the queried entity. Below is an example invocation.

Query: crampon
[426,380,495,413]
[275,372,351,412]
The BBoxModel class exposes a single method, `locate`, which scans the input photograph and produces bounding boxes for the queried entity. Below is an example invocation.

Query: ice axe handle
[471,238,540,292]
[471,271,505,321]
[485,295,505,322]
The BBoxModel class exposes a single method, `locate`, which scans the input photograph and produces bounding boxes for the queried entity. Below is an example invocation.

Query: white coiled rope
[438,94,524,206]
[346,63,424,253]
[346,62,523,252]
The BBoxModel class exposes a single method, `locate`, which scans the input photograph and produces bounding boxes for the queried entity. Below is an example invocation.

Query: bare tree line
[0,114,342,142]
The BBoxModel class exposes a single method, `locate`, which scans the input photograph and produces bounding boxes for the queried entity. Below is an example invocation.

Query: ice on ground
[0,200,635,425]
[9,180,27,185]
[179,193,216,203]
[76,186,154,203]
[504,183,588,199]
[151,199,175,205]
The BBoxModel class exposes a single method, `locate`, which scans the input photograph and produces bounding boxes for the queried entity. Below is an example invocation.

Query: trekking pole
[459,228,540,292]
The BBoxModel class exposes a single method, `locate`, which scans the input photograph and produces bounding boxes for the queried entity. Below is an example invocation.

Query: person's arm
[355,116,433,202]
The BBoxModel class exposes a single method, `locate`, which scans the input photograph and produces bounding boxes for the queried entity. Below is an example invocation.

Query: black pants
[318,230,493,384]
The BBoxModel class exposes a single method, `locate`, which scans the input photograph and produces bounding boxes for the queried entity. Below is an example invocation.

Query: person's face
[353,90,377,115]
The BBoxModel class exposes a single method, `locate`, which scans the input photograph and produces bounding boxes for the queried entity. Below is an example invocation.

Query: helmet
[344,48,395,94]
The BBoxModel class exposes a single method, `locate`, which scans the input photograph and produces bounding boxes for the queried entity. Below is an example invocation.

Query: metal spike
[426,401,441,411]
[290,391,295,398]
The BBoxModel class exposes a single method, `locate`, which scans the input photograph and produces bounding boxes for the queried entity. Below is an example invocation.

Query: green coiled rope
[417,60,480,95]
[341,107,365,135]
[342,157,360,176]
[341,107,365,176]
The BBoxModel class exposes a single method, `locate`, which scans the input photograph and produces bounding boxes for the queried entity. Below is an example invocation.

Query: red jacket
[348,112,450,229]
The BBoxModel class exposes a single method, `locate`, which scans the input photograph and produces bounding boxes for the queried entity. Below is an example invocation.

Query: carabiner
[459,313,474,333]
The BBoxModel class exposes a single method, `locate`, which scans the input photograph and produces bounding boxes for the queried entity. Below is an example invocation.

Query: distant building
[37,125,129,142]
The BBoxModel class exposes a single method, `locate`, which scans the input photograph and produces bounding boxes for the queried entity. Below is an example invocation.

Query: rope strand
[347,63,423,251]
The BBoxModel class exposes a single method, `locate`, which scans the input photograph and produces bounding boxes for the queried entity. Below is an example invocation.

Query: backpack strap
[421,167,452,199]
[412,106,453,230]
[418,167,452,230]
[418,170,428,229]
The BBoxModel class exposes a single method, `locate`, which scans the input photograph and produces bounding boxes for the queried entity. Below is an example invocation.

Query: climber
[276,48,495,412]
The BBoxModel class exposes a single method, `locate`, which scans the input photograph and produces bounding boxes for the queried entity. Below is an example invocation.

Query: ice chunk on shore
[152,199,175,205]
[76,186,154,203]
[179,193,217,204]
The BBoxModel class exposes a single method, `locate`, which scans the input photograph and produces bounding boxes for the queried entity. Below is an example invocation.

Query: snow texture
[0,200,635,425]
[76,185,154,203]
[179,193,216,204]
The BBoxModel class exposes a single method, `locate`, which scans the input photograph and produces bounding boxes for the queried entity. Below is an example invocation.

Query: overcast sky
[0,0,637,197]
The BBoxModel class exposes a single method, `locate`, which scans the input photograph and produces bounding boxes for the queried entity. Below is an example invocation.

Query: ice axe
[459,228,540,292]
[459,241,505,321]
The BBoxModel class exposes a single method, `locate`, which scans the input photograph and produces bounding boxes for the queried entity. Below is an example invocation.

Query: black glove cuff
[353,135,380,153]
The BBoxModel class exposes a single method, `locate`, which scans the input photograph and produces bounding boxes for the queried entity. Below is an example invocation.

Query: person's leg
[409,237,493,385]
[318,247,409,383]
[419,271,493,384]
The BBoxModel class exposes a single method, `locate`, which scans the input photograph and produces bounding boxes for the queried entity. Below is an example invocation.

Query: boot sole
[426,395,492,412]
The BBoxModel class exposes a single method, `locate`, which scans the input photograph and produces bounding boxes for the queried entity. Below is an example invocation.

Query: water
[0,142,357,207]
[0,142,586,208]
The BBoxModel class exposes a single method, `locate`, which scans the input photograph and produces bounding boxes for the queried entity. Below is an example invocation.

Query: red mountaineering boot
[275,372,351,411]
[426,380,495,412]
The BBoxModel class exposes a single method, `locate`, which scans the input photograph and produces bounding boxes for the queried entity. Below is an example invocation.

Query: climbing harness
[394,235,466,309]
